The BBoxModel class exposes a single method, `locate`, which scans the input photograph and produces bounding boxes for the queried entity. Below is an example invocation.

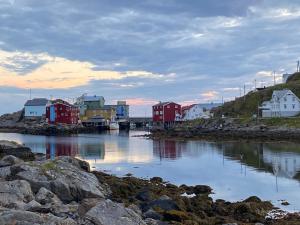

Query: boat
[109,121,119,130]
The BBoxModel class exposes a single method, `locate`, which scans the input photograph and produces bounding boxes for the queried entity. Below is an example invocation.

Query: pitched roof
[153,102,170,107]
[272,89,290,99]
[24,98,49,106]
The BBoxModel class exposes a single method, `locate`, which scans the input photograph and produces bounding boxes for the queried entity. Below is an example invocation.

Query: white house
[182,103,222,120]
[24,98,49,117]
[260,89,300,117]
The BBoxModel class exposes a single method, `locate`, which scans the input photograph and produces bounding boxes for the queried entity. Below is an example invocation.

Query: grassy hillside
[213,72,300,117]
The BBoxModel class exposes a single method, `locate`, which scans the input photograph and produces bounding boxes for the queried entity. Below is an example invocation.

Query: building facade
[116,101,129,120]
[46,99,79,124]
[24,98,49,117]
[75,95,105,116]
[260,89,300,117]
[182,103,222,120]
[84,106,116,121]
[152,102,181,124]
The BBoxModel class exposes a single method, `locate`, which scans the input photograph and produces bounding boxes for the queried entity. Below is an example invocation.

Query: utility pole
[297,60,300,72]
[273,71,276,86]
[243,84,246,102]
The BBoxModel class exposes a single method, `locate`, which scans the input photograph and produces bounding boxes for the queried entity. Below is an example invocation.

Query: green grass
[41,161,61,173]
[259,117,300,128]
[213,72,300,117]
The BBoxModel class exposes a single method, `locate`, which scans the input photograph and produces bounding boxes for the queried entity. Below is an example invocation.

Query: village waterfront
[1,130,300,213]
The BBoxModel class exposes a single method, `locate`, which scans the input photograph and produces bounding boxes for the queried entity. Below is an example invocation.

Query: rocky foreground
[0,141,299,225]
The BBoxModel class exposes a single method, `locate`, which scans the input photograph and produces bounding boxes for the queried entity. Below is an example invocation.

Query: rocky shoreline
[0,141,299,224]
[149,118,300,141]
[148,127,300,141]
[0,125,100,136]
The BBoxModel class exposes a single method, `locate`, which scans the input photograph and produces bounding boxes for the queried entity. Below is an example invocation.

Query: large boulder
[0,166,11,178]
[0,208,77,225]
[11,157,110,202]
[0,180,33,209]
[35,187,62,205]
[0,145,35,161]
[83,199,147,225]
[0,155,23,167]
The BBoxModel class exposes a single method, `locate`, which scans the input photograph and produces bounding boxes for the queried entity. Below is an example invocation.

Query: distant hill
[213,72,300,117]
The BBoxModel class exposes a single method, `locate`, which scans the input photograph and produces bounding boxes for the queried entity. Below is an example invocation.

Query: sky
[0,0,300,116]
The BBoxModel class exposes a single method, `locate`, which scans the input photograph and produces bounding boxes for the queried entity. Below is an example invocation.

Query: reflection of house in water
[46,137,79,159]
[79,143,105,161]
[153,140,186,159]
[219,141,300,183]
[262,147,300,179]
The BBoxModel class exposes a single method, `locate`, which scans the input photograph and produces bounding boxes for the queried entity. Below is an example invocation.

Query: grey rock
[11,157,110,202]
[35,187,62,205]
[57,156,90,172]
[24,200,42,211]
[84,199,147,225]
[128,204,142,216]
[0,155,23,167]
[145,218,168,225]
[78,198,103,217]
[0,166,11,178]
[143,209,163,220]
[158,195,171,201]
[11,163,51,192]
[0,180,33,209]
[0,208,78,225]
[144,199,179,212]
[35,187,78,218]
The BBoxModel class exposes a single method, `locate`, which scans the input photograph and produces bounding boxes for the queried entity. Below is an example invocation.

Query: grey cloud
[0,0,300,115]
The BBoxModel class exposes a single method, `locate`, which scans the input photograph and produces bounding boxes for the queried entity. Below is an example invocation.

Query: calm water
[1,131,300,211]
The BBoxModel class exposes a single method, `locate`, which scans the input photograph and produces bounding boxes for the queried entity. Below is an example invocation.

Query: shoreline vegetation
[0,141,299,224]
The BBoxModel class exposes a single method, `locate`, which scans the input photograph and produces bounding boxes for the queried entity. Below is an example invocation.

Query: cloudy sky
[0,0,299,116]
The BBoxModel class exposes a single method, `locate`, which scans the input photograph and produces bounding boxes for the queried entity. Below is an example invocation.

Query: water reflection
[153,140,300,183]
[1,132,300,210]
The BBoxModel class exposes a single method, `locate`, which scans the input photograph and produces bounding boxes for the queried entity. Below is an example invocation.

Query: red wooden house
[152,102,182,124]
[46,99,79,125]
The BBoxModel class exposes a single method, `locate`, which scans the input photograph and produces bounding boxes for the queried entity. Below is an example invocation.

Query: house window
[160,111,163,115]
[293,104,295,109]
[175,105,178,108]
[167,105,170,108]
[284,104,287,109]
[155,111,159,115]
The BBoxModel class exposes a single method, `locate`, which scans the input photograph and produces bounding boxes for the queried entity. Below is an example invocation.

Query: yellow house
[83,106,116,121]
